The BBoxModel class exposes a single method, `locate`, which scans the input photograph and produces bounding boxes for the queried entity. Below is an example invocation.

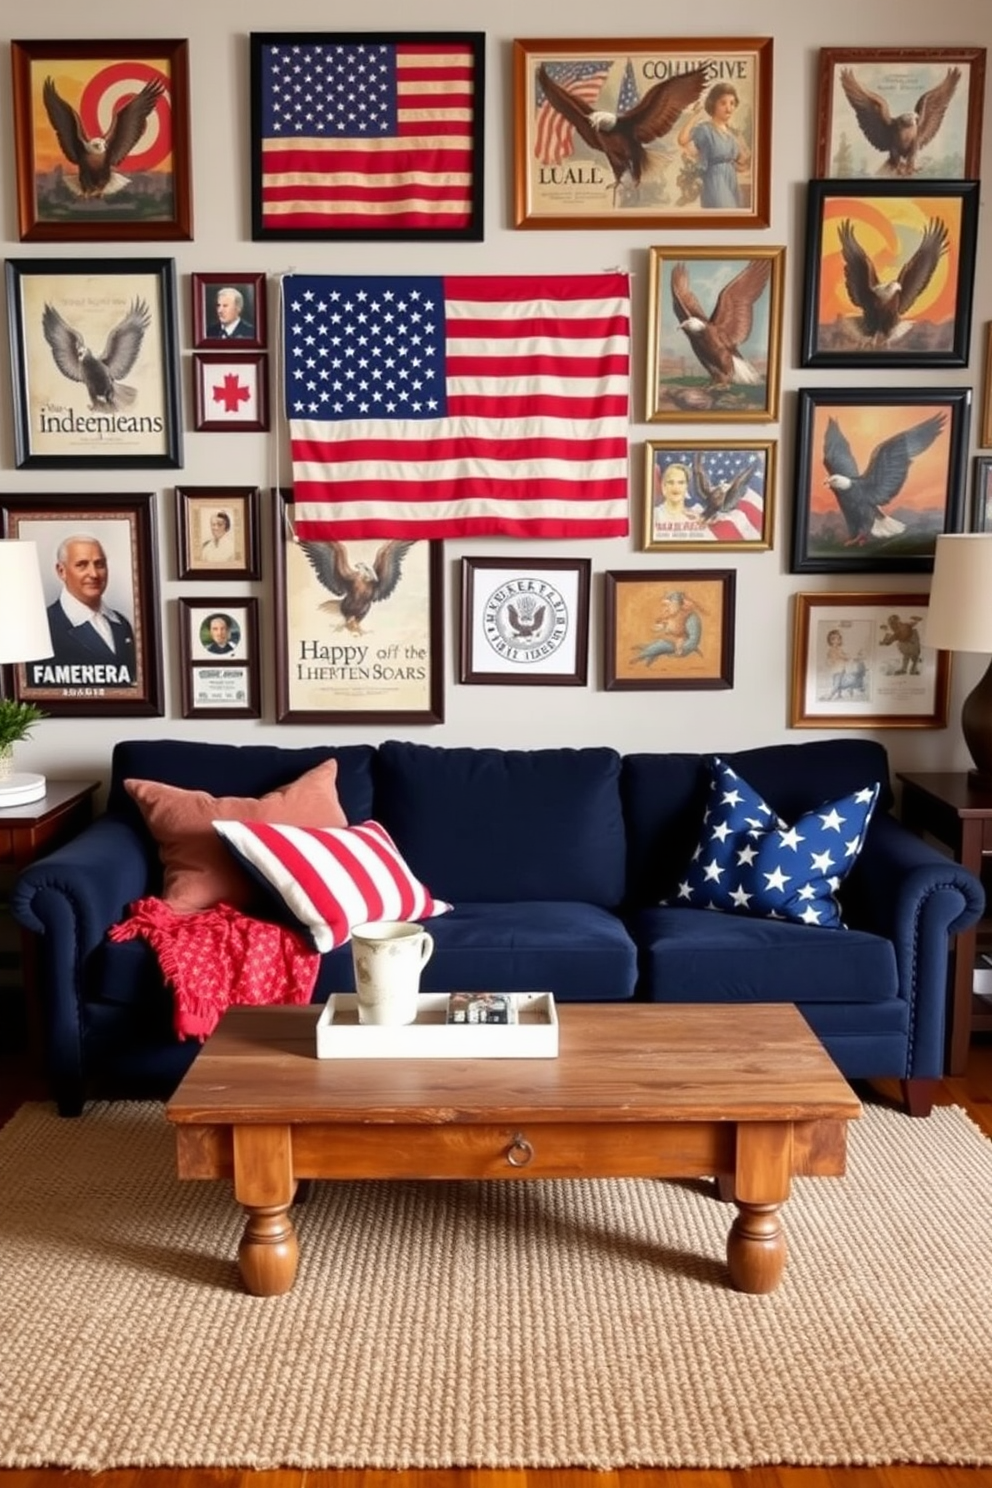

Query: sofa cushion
[214,818,451,953]
[124,760,347,915]
[374,741,626,906]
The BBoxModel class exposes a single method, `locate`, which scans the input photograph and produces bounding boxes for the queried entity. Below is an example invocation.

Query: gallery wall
[1,0,990,786]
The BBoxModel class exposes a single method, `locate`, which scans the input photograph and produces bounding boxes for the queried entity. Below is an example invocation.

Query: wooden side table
[897,771,992,1075]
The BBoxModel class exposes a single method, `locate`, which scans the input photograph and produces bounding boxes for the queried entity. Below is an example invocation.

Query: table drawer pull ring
[506,1133,534,1167]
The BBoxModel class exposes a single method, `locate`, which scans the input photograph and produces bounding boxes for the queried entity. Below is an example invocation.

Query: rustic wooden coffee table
[165,1002,860,1298]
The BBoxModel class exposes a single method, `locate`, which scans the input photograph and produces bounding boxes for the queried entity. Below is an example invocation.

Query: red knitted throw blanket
[108,896,320,1041]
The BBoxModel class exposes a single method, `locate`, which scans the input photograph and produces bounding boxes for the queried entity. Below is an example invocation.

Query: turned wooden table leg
[238,1202,299,1296]
[727,1201,785,1293]
[728,1121,793,1294]
[232,1124,299,1296]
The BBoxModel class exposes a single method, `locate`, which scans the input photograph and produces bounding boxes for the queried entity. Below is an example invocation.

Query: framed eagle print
[5,256,183,469]
[814,47,986,180]
[800,180,979,369]
[513,37,772,230]
[10,39,192,242]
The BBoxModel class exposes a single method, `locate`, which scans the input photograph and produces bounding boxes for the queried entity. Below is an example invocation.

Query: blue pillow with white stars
[667,756,881,929]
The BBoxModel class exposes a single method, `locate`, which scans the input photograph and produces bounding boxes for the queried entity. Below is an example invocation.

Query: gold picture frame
[642,439,775,551]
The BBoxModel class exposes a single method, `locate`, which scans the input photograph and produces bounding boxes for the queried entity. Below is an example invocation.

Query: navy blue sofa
[10,736,983,1118]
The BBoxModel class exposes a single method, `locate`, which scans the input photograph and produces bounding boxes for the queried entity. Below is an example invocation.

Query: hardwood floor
[1,1041,990,1488]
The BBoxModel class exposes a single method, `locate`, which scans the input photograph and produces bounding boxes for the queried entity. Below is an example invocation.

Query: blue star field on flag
[260,43,398,138]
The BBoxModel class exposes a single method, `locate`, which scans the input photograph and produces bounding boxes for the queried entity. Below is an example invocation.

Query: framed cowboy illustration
[791,386,970,574]
[274,490,444,724]
[5,256,182,469]
[10,39,193,242]
[814,47,986,179]
[790,592,950,730]
[643,439,775,551]
[0,493,163,717]
[645,245,783,422]
[604,569,736,692]
[192,352,269,433]
[800,179,979,369]
[513,37,772,230]
[191,272,267,350]
[175,486,261,580]
[250,31,485,242]
[177,597,260,720]
[460,557,591,686]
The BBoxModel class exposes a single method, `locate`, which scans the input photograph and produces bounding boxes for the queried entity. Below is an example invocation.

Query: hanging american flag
[251,33,484,239]
[533,59,610,166]
[283,272,630,540]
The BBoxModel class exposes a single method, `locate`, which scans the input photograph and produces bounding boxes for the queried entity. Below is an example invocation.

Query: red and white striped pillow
[213,818,451,953]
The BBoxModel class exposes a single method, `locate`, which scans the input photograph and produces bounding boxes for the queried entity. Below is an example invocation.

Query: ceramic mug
[351,920,435,1026]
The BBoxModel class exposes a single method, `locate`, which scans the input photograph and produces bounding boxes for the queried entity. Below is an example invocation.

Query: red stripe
[446,274,627,302]
[264,181,472,205]
[446,353,628,379]
[292,474,628,503]
[450,313,628,340]
[269,209,472,229]
[294,515,630,540]
[263,145,473,173]
[447,393,628,418]
[294,434,627,463]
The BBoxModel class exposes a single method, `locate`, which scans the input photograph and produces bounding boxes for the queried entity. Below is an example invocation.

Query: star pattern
[263,43,398,139]
[666,757,880,929]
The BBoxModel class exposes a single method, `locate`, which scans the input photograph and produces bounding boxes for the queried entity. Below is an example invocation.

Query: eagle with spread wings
[839,66,960,176]
[297,540,415,634]
[671,258,771,387]
[42,75,165,199]
[837,216,949,347]
[42,299,152,410]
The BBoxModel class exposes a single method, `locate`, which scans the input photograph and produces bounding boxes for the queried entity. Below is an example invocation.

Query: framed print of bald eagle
[800,179,978,369]
[11,39,192,242]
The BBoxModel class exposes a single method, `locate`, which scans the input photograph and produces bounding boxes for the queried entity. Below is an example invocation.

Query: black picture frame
[791,386,971,574]
[459,557,591,686]
[178,597,261,719]
[250,32,485,242]
[800,179,979,369]
[5,256,183,469]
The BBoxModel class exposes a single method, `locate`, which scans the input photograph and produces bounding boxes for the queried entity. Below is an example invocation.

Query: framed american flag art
[250,32,485,241]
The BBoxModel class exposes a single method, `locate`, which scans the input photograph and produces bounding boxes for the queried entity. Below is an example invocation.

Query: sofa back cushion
[374,741,626,906]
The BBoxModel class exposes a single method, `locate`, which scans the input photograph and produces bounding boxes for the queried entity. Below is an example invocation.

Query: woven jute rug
[1,1099,991,1470]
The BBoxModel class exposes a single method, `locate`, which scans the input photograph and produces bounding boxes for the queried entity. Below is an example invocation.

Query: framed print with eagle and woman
[273,490,444,725]
[5,256,183,469]
[513,37,772,230]
[10,39,192,242]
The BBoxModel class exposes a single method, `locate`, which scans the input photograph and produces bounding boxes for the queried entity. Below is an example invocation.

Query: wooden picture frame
[790,591,950,729]
[273,490,444,724]
[175,486,261,580]
[177,597,260,720]
[971,457,992,533]
[250,31,485,242]
[642,439,775,551]
[0,493,163,717]
[800,179,978,369]
[814,47,986,179]
[191,272,267,350]
[513,37,773,230]
[645,245,783,422]
[459,557,591,685]
[604,568,735,691]
[11,39,192,242]
[5,256,182,470]
[192,352,269,432]
[791,387,970,574]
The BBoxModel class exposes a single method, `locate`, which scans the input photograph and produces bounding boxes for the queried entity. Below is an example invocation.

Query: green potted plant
[0,697,47,780]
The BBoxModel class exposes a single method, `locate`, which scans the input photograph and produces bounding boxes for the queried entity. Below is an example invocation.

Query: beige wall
[2,0,990,784]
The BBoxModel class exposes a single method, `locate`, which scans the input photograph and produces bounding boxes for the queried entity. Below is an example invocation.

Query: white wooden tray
[315,992,558,1059]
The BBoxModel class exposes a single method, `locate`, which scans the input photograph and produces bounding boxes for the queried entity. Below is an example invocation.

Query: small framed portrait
[790,592,950,729]
[972,457,992,533]
[814,47,986,179]
[177,597,260,719]
[459,557,591,686]
[10,39,193,243]
[192,352,269,432]
[513,37,773,230]
[0,493,163,717]
[791,386,970,574]
[191,272,267,350]
[642,439,775,551]
[175,486,261,580]
[604,568,735,691]
[645,245,784,422]
[800,180,979,369]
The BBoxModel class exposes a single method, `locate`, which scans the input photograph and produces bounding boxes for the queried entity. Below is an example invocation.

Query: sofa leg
[900,1078,936,1118]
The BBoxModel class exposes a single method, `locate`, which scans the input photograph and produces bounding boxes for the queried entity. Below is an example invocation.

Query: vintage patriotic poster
[281,271,630,540]
[251,32,485,240]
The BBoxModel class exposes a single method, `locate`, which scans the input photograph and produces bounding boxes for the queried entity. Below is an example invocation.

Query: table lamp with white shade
[0,539,54,806]
[923,532,992,784]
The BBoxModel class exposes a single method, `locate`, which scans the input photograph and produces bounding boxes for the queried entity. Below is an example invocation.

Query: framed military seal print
[459,556,591,685]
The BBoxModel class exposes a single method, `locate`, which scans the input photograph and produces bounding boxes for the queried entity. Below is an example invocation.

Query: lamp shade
[923,533,992,654]
[0,540,54,665]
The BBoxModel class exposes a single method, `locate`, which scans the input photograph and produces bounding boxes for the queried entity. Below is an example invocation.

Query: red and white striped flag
[534,60,610,166]
[283,272,630,540]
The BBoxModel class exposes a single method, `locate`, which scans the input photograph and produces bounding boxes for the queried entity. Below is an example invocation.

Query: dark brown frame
[604,568,735,691]
[175,486,262,581]
[11,39,192,242]
[191,272,267,350]
[177,596,261,719]
[273,489,444,724]
[459,557,591,686]
[192,352,269,433]
[0,493,163,717]
[981,325,992,448]
[972,457,992,534]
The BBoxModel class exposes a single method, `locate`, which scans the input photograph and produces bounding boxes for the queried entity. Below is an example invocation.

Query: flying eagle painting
[692,451,759,521]
[42,75,165,198]
[536,62,708,203]
[297,540,415,634]
[41,299,152,410]
[670,257,771,388]
[839,65,961,176]
[836,215,949,348]
[821,412,946,545]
